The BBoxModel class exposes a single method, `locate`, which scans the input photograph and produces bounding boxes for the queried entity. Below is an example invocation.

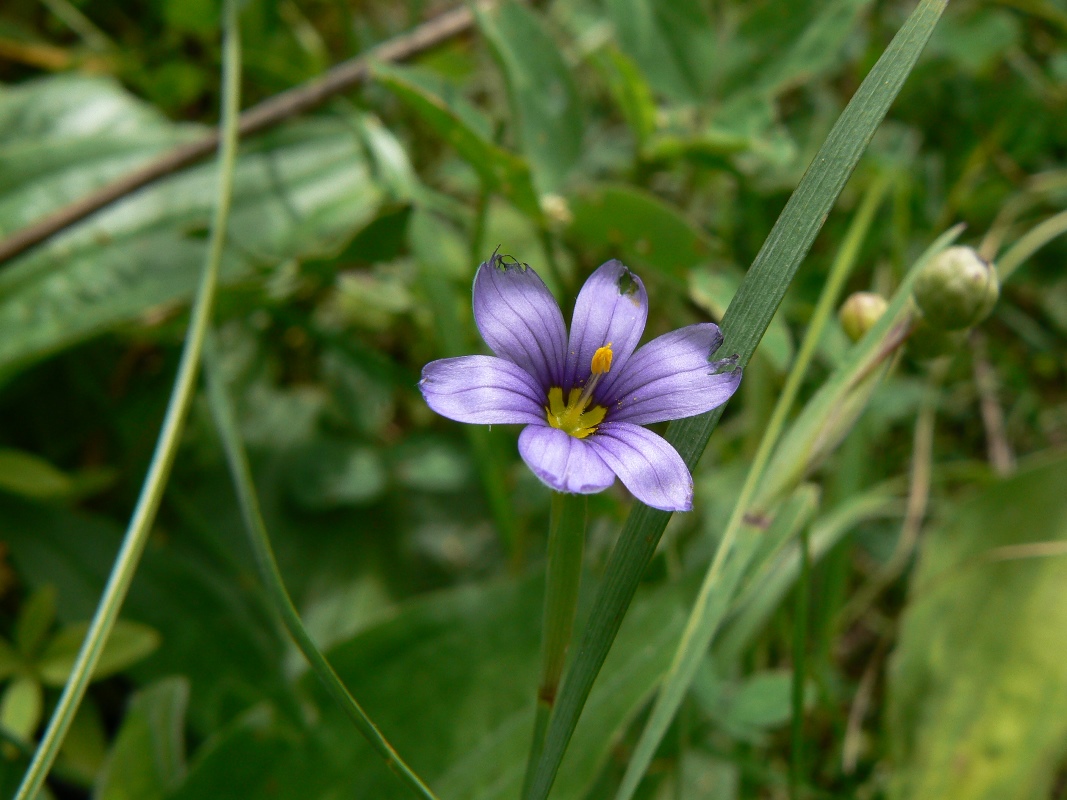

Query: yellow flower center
[545,344,613,439]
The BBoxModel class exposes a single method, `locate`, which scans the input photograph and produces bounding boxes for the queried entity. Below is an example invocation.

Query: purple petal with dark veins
[473,257,567,391]
[420,355,545,425]
[518,424,616,494]
[601,323,741,424]
[565,260,647,389]
[586,422,693,511]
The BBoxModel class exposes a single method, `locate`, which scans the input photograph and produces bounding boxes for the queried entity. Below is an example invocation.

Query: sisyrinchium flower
[419,255,742,511]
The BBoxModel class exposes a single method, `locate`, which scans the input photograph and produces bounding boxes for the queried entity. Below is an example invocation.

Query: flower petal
[518,424,616,495]
[420,356,545,425]
[566,260,647,389]
[602,323,741,425]
[586,422,692,511]
[473,256,567,390]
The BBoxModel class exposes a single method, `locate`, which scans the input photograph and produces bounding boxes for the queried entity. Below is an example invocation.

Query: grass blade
[201,335,441,800]
[523,3,948,798]
[11,2,243,796]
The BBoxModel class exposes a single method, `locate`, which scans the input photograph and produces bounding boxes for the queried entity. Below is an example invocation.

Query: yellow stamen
[591,343,613,375]
[545,342,615,438]
[546,387,607,439]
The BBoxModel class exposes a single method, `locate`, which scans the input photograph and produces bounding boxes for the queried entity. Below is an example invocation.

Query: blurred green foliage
[0,0,1066,798]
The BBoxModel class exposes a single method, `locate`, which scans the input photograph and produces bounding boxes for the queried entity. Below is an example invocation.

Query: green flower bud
[912,246,999,331]
[838,291,888,342]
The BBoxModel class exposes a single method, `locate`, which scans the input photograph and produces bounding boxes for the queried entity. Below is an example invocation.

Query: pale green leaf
[39,620,160,687]
[93,677,188,800]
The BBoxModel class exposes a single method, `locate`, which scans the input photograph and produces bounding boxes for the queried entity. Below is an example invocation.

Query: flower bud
[838,291,888,342]
[912,246,999,331]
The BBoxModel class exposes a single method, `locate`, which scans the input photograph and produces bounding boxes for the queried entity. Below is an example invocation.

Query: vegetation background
[0,0,1065,798]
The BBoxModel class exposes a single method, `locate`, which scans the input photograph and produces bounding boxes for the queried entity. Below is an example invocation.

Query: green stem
[201,335,440,800]
[789,521,811,800]
[522,491,587,797]
[12,5,242,798]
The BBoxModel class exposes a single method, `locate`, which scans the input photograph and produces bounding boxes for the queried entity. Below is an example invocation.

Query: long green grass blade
[201,335,441,800]
[11,2,243,796]
[522,3,947,798]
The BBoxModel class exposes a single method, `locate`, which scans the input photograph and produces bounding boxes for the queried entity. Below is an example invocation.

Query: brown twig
[0,4,477,267]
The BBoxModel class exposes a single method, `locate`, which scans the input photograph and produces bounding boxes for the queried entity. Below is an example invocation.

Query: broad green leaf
[592,47,657,148]
[0,450,73,500]
[741,0,872,98]
[523,3,948,798]
[886,454,1067,800]
[0,638,20,682]
[606,0,716,102]
[15,583,57,658]
[61,700,110,786]
[476,1,583,196]
[567,184,717,280]
[39,620,161,686]
[93,677,188,800]
[372,62,541,217]
[299,573,687,800]
[0,75,389,379]
[167,706,292,800]
[0,675,42,741]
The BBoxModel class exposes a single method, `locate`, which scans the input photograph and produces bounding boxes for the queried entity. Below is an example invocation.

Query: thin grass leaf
[11,2,243,796]
[614,224,963,800]
[523,3,948,798]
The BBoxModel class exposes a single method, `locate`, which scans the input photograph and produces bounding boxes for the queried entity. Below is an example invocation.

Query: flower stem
[522,491,587,797]
[201,333,440,800]
[789,520,811,800]
[11,4,241,797]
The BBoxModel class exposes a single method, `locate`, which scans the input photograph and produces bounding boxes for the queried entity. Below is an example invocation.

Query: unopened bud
[838,292,888,342]
[912,246,999,331]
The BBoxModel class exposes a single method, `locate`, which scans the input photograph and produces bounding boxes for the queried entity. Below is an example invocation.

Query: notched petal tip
[483,246,530,274]
[710,353,741,375]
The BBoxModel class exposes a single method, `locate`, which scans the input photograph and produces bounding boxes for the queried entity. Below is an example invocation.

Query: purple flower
[419,256,741,511]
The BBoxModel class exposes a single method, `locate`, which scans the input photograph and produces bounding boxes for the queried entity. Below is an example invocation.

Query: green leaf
[567,184,717,280]
[15,584,57,658]
[476,1,583,196]
[39,620,161,687]
[522,3,948,798]
[297,573,687,800]
[606,0,716,101]
[0,638,21,682]
[0,75,388,379]
[886,454,1067,800]
[167,706,291,800]
[592,47,657,148]
[372,62,541,217]
[0,675,43,741]
[0,450,73,500]
[93,677,188,800]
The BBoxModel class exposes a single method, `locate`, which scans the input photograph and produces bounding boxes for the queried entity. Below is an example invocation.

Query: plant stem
[522,491,587,797]
[789,521,811,800]
[12,3,242,797]
[201,334,440,800]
